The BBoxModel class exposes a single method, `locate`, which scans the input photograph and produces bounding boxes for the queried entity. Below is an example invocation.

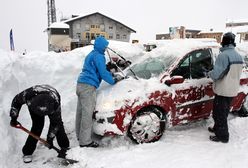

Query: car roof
[145,38,220,57]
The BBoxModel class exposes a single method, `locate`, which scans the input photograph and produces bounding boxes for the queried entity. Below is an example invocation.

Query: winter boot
[57,147,69,158]
[80,141,99,148]
[209,135,228,143]
[208,127,215,133]
[23,155,32,163]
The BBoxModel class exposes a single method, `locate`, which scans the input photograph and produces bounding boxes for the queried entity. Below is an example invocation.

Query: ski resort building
[63,12,136,50]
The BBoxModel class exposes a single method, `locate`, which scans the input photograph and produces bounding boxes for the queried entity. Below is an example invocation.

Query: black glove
[46,137,54,149]
[10,107,19,118]
[117,60,132,68]
[113,73,125,83]
[10,118,18,127]
[106,62,117,72]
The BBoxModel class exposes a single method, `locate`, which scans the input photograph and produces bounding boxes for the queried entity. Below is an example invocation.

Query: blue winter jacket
[77,36,115,88]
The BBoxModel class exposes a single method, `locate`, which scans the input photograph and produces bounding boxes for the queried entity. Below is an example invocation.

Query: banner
[10,29,15,51]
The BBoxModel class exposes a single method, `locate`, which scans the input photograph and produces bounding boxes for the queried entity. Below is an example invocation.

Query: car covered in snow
[93,39,248,143]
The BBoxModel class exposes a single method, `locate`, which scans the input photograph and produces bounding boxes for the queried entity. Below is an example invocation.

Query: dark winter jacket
[77,36,115,88]
[10,84,63,138]
[209,44,244,97]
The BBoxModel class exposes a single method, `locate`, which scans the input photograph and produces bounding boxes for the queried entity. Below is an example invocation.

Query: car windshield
[126,55,177,79]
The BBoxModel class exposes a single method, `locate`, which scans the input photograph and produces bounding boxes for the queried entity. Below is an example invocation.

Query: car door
[169,48,214,124]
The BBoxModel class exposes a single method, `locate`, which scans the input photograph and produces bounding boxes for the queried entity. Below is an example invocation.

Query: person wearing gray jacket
[208,32,244,143]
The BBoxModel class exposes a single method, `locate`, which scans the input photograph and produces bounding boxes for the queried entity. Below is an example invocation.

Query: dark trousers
[22,111,69,155]
[212,94,233,141]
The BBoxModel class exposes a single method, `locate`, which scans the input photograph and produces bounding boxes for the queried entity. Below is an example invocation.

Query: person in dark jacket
[208,32,244,143]
[9,84,70,163]
[76,36,123,148]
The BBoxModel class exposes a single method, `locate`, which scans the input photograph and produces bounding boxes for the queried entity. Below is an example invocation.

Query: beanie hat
[221,32,236,47]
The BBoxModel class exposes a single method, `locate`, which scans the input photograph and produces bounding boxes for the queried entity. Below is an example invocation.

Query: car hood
[95,77,174,113]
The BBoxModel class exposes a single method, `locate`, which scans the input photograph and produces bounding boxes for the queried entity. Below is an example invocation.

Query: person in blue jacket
[208,32,244,143]
[75,36,123,147]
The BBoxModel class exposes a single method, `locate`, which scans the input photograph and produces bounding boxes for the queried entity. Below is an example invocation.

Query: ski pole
[13,122,78,164]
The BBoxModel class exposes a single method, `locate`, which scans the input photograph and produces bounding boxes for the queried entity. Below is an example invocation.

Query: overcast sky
[1,0,248,52]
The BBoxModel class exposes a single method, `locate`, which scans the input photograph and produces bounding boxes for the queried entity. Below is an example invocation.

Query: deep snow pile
[0,41,248,168]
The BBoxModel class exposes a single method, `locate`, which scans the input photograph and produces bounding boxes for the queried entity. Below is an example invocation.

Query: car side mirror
[164,76,184,86]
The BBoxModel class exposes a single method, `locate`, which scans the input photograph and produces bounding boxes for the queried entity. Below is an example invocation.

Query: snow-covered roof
[144,38,219,58]
[63,12,136,33]
[225,25,248,33]
[49,22,70,29]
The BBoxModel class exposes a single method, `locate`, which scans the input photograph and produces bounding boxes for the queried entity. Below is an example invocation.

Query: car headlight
[100,100,123,112]
[102,101,113,111]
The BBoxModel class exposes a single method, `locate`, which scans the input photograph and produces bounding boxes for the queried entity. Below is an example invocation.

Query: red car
[93,39,248,143]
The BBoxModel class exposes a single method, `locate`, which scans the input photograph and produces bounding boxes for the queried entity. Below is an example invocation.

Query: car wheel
[128,107,166,143]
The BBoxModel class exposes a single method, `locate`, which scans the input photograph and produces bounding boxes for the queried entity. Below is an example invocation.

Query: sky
[1,0,248,52]
[1,40,248,168]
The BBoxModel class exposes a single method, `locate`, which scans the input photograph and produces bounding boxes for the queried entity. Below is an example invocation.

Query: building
[47,22,71,52]
[225,20,248,43]
[156,26,200,40]
[197,30,223,43]
[156,26,223,43]
[63,12,136,50]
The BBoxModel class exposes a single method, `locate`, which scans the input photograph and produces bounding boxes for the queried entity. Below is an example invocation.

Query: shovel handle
[13,122,60,153]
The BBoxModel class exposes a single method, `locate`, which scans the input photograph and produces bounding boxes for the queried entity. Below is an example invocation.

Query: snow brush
[13,122,78,165]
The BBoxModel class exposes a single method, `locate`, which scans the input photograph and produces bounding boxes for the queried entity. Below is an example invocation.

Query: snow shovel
[13,122,78,165]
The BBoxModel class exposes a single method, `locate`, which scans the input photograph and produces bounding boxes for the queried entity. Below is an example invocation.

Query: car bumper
[93,111,123,136]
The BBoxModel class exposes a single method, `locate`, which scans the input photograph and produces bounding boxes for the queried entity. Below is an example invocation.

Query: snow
[49,22,70,29]
[1,40,248,168]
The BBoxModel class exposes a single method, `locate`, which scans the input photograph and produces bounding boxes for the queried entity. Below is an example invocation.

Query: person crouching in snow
[76,36,124,148]
[9,84,70,163]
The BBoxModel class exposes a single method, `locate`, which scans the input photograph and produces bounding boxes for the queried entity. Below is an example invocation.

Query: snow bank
[0,40,248,168]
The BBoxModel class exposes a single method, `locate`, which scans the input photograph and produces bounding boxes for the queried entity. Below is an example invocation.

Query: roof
[49,22,70,29]
[225,25,248,33]
[144,38,219,58]
[64,12,136,33]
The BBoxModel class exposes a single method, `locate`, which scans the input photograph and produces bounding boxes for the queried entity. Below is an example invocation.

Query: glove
[46,137,54,149]
[117,60,132,68]
[10,118,18,127]
[113,73,125,83]
[10,107,18,118]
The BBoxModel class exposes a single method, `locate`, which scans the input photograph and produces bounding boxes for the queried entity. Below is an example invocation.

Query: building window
[76,33,81,40]
[100,24,105,31]
[122,34,127,39]
[245,34,248,40]
[86,33,90,40]
[116,34,120,39]
[109,33,113,39]
[109,26,113,30]
[91,33,95,40]
[91,25,95,28]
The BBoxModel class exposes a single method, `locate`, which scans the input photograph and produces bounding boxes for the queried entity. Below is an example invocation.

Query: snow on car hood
[96,77,174,114]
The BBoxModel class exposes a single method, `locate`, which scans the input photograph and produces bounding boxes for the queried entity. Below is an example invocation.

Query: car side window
[171,56,190,79]
[171,49,213,79]
[190,49,212,79]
